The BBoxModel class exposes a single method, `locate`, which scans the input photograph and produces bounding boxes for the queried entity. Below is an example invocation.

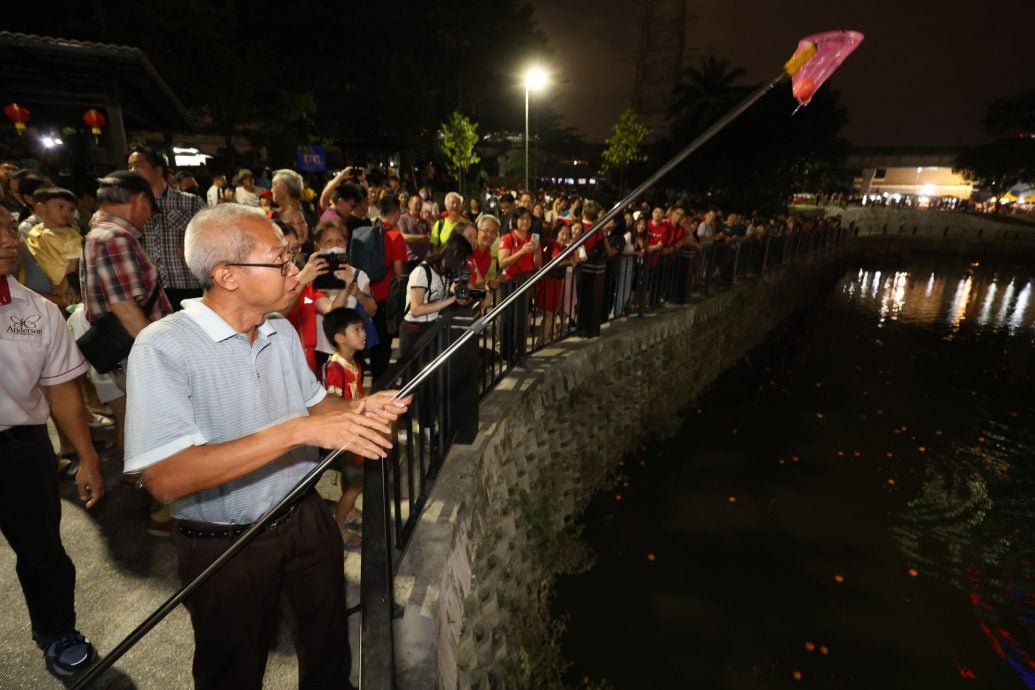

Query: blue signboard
[296,145,327,172]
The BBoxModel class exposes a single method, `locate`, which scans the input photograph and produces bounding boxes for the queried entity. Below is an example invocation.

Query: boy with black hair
[322,307,368,545]
[25,187,83,306]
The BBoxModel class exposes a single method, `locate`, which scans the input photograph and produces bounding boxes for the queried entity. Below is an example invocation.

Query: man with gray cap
[81,170,174,534]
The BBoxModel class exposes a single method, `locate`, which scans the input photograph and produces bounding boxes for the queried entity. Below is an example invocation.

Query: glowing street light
[523,66,548,192]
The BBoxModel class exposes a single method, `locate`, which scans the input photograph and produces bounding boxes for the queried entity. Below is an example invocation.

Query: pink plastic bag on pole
[789,30,864,106]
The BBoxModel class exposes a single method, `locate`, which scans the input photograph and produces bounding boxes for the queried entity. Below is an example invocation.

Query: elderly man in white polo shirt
[0,208,104,681]
[122,203,408,689]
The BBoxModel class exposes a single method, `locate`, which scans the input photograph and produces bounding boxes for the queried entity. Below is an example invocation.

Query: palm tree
[668,56,749,140]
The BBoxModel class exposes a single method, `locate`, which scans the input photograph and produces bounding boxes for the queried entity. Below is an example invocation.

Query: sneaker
[148,503,172,538]
[42,630,97,678]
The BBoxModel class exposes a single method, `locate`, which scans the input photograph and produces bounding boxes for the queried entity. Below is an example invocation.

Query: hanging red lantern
[4,103,31,135]
[82,108,107,144]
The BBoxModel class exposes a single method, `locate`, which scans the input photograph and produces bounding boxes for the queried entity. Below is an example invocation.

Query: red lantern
[4,103,31,135]
[83,108,107,144]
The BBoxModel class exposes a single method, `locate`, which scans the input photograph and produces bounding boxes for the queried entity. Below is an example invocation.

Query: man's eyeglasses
[221,250,298,277]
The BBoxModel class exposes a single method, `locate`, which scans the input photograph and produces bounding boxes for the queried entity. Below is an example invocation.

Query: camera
[320,251,348,273]
[448,268,487,302]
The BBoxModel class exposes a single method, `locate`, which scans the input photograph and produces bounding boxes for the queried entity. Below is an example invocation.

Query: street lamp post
[523,67,547,193]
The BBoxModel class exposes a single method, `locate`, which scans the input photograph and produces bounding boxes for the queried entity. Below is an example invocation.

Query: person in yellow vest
[429,191,464,247]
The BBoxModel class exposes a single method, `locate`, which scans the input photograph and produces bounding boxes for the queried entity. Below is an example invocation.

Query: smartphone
[531,233,540,244]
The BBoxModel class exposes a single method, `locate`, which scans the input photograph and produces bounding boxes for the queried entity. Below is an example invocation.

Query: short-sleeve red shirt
[371,228,407,302]
[469,246,492,285]
[647,220,673,248]
[499,231,537,280]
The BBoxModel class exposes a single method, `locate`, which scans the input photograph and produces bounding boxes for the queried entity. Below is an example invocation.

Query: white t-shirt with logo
[314,267,372,355]
[0,275,87,430]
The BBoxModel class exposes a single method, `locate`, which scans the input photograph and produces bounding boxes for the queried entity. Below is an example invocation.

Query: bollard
[673,248,696,304]
[577,259,607,337]
[444,312,480,444]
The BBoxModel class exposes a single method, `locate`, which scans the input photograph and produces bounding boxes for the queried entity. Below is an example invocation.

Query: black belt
[0,424,45,444]
[175,493,308,539]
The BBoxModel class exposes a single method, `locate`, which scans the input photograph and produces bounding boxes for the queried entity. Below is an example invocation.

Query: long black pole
[72,67,791,689]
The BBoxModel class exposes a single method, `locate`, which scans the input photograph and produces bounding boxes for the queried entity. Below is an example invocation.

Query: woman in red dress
[536,223,573,344]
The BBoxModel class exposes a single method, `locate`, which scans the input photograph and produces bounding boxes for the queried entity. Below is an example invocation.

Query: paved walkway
[0,427,361,689]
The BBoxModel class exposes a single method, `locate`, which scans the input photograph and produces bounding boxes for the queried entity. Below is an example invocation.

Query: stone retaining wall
[392,246,853,689]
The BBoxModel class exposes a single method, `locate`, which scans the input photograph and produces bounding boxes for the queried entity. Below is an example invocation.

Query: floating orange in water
[819,645,829,655]
[834,574,845,583]
[886,452,894,458]
[647,553,656,561]
[728,496,737,504]
[908,568,919,577]
[615,494,623,501]
[887,479,896,486]
[853,451,861,458]
[918,446,926,453]
[816,412,824,419]
[792,455,800,462]
[836,451,845,457]
[804,641,816,652]
[935,430,943,435]
[978,436,986,443]
[778,459,786,465]
[792,670,803,681]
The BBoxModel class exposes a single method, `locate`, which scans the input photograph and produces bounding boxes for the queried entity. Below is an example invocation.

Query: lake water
[556,256,1035,689]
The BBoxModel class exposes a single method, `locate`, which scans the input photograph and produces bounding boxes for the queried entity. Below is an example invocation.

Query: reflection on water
[557,257,1035,689]
[844,264,1035,334]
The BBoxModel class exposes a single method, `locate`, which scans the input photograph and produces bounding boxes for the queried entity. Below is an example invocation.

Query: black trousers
[173,491,350,690]
[0,425,77,646]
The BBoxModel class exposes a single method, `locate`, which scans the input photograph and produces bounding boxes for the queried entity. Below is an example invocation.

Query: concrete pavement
[0,426,362,689]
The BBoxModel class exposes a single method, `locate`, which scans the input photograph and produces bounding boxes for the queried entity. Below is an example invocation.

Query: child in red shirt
[321,307,368,548]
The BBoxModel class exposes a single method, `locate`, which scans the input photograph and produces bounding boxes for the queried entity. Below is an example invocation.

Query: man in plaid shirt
[81,170,174,536]
[128,146,205,309]
[82,171,172,328]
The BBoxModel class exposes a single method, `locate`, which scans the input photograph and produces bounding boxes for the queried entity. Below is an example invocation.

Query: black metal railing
[358,222,851,686]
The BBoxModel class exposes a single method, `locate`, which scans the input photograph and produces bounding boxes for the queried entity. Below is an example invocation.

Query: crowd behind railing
[0,149,850,688]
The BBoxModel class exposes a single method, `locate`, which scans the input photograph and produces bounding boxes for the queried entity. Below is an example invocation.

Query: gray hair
[185,204,272,289]
[272,169,303,200]
[476,213,500,230]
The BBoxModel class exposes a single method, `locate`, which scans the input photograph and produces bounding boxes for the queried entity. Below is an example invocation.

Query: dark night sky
[530,0,1035,147]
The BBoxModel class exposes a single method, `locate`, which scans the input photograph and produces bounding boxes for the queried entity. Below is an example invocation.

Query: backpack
[386,263,432,337]
[349,220,386,283]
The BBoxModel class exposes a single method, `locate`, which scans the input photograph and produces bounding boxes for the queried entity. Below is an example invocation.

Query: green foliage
[954,88,1035,195]
[439,111,481,188]
[501,489,596,689]
[1,0,553,166]
[600,108,650,185]
[953,139,1035,193]
[663,56,850,212]
[668,56,749,141]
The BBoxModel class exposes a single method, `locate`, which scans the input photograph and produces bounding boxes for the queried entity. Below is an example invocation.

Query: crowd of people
[0,145,845,686]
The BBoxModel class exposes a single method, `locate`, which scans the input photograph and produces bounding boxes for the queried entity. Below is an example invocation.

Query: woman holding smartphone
[497,206,542,363]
